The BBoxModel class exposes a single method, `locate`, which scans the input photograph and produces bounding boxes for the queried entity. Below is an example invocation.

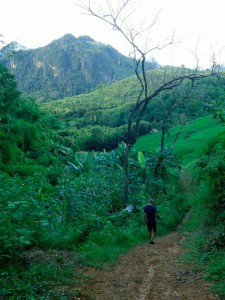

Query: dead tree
[159,84,192,153]
[74,0,223,206]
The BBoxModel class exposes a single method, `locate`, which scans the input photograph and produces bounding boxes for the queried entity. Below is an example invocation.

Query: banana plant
[138,151,146,169]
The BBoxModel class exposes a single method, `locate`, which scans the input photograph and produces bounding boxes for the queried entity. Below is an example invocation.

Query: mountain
[1,34,159,100]
[0,42,28,65]
[3,41,28,52]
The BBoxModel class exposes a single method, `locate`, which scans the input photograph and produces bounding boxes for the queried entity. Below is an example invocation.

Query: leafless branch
[169,123,187,153]
[73,0,224,205]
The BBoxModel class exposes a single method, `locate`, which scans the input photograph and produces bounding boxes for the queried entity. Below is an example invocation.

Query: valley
[0,31,224,299]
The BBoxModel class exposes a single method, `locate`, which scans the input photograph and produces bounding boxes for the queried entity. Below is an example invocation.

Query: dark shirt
[144,205,157,223]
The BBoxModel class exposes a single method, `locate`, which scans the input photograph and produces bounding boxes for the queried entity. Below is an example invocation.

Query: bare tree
[74,0,222,206]
[158,83,193,153]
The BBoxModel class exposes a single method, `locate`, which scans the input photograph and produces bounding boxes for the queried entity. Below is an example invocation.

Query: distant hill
[1,34,159,100]
[42,68,225,127]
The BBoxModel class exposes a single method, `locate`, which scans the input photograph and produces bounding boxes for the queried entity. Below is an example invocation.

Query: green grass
[134,115,224,166]
[177,175,225,298]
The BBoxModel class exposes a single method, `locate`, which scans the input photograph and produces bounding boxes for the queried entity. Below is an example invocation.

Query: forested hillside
[42,67,225,152]
[0,65,64,178]
[1,34,158,100]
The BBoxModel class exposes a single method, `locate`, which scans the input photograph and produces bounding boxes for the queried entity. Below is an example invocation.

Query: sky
[1,0,225,69]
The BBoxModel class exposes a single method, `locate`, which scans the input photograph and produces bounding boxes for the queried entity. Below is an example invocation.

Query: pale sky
[1,0,225,68]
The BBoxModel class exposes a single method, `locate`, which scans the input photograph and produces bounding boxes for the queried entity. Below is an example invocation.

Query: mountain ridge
[1,34,159,100]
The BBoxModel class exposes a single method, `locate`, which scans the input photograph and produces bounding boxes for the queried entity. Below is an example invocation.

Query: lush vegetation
[42,68,225,152]
[0,64,185,298]
[135,115,225,297]
[0,60,225,298]
[0,64,66,180]
[0,147,186,298]
[180,133,225,297]
[135,113,225,295]
[134,115,225,165]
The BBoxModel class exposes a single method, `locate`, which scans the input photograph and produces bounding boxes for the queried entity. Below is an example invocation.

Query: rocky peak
[3,41,28,53]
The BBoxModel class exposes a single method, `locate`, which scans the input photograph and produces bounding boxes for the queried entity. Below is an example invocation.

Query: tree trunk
[124,143,130,207]
[161,124,166,153]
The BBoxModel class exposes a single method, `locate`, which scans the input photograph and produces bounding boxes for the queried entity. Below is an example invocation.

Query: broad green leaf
[138,151,146,169]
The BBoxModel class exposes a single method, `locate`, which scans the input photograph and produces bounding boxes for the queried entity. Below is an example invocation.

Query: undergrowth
[0,146,188,299]
[180,181,225,298]
[0,192,186,299]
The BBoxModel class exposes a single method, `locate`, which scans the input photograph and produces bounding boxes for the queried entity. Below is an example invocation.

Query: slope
[40,68,225,152]
[134,115,225,166]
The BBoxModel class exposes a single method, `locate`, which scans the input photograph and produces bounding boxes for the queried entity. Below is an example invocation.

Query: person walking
[144,199,160,244]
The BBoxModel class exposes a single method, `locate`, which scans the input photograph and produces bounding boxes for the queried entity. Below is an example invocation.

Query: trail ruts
[83,231,218,300]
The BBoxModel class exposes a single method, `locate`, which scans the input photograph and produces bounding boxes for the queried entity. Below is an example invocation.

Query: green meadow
[134,115,224,166]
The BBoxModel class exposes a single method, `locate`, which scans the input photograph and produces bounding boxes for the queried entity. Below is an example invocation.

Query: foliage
[180,132,225,298]
[0,141,187,298]
[0,65,65,178]
[1,50,225,298]
[42,68,225,152]
[135,115,225,166]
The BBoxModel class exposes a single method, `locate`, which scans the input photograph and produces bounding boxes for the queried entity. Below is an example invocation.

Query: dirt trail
[82,230,218,300]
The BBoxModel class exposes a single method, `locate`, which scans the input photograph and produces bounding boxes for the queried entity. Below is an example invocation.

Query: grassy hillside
[134,115,225,166]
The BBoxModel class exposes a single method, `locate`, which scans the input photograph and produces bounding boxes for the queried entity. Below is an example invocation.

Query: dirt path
[81,231,218,300]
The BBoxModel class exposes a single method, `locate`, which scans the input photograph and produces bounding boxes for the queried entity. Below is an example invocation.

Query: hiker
[144,199,161,244]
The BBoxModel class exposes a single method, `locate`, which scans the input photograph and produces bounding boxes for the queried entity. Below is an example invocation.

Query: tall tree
[75,0,223,206]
